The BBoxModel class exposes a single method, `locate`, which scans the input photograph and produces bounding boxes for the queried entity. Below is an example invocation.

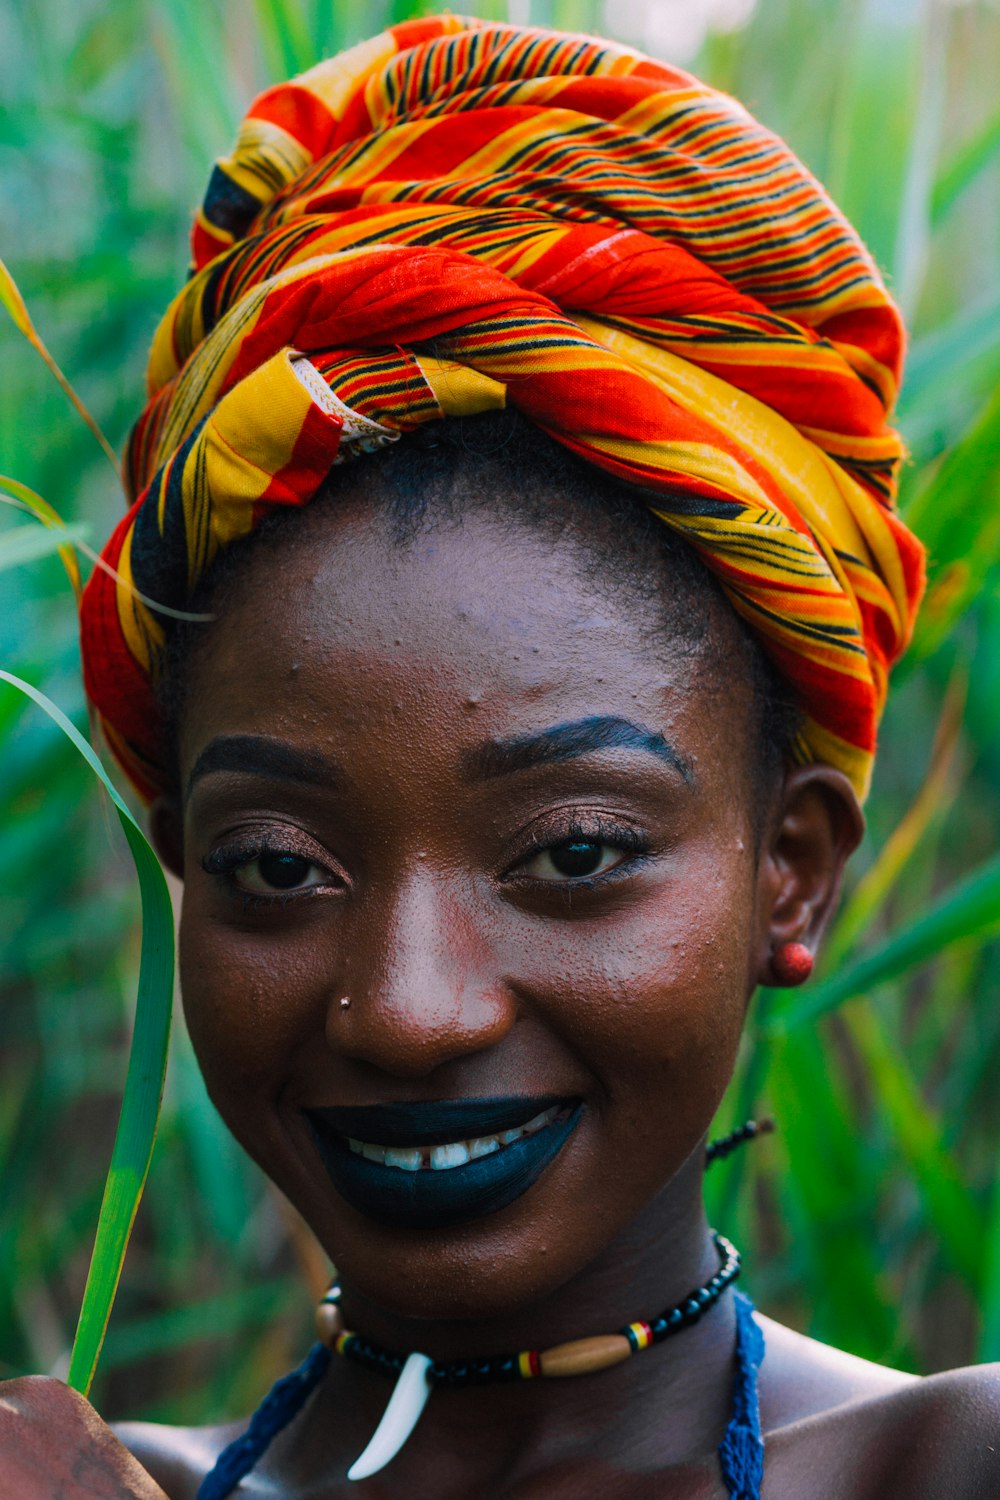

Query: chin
[266,1096,700,1329]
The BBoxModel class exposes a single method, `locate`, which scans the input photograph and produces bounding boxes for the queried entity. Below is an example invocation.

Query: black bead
[328,1227,741,1386]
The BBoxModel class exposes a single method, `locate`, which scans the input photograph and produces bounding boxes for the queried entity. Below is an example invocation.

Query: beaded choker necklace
[308,1121,770,1480]
[317,1229,740,1388]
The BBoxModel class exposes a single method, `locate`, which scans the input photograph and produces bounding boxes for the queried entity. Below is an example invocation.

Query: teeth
[346,1105,561,1172]
[383,1147,422,1171]
[430,1141,470,1169]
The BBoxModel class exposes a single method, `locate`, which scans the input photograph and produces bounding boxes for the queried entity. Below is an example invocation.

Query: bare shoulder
[758,1317,1000,1500]
[756,1312,918,1427]
[904,1361,1000,1482]
[113,1418,243,1500]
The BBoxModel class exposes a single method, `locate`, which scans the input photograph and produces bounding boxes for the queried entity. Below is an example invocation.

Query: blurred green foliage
[2,0,1000,1420]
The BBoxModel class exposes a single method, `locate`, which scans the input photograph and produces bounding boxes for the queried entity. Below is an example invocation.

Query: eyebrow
[461,715,694,784]
[186,735,338,797]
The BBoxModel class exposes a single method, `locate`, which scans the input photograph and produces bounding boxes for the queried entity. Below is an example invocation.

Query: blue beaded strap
[717,1291,766,1500]
[195,1341,331,1500]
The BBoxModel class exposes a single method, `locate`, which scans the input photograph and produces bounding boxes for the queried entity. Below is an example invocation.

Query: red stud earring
[771,941,814,987]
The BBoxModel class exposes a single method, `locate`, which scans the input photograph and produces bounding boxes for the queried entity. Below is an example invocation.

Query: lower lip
[307,1105,583,1230]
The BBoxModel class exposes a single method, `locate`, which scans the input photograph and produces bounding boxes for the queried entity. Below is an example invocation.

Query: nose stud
[339,996,351,1011]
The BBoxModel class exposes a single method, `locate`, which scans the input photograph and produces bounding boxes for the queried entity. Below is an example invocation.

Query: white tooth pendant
[347,1350,434,1481]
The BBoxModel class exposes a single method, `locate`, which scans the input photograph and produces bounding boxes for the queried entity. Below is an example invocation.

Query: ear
[753,764,865,988]
[148,796,185,881]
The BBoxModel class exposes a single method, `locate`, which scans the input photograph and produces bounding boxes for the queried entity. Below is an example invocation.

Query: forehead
[178,502,751,791]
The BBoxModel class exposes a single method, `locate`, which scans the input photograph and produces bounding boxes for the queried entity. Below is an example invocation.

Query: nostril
[324,982,518,1079]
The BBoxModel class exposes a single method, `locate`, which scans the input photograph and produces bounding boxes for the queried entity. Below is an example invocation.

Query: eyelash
[202,817,650,911]
[201,838,340,910]
[510,818,649,891]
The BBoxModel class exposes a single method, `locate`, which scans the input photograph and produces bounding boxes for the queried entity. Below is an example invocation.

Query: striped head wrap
[79,13,925,802]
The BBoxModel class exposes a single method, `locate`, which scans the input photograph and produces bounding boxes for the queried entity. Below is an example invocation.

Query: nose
[328,868,516,1079]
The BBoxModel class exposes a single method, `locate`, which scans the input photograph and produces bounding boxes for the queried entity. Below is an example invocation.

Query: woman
[3,15,997,1498]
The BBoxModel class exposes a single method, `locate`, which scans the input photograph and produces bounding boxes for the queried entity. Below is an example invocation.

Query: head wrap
[79,14,924,802]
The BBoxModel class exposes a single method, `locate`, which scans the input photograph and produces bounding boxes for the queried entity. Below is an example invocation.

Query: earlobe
[755,765,864,988]
[148,796,185,881]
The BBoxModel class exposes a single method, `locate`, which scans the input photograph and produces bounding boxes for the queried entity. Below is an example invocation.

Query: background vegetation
[2,0,1000,1421]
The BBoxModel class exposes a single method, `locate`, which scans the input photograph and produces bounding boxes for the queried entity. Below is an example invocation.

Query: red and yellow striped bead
[624,1320,654,1353]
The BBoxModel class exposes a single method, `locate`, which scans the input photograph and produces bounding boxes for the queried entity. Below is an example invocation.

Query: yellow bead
[315,1300,345,1348]
[538,1334,632,1378]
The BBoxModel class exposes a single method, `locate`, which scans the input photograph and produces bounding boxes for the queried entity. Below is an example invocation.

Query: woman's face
[170,499,782,1322]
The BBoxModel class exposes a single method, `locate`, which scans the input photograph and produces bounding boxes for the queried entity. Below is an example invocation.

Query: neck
[291,1156,742,1489]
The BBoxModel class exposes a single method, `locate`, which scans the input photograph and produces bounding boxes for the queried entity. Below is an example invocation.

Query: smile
[305,1096,582,1230]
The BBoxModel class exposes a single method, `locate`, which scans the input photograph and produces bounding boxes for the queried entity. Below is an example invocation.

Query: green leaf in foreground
[0,671,174,1397]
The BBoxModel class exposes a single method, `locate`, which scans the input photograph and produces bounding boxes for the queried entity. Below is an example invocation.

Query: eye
[237,851,330,895]
[202,838,343,900]
[521,838,629,883]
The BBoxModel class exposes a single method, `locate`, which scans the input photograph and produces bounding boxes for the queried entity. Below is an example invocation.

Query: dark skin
[4,497,998,1497]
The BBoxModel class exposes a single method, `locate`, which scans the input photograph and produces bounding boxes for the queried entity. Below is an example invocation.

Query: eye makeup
[509,816,650,888]
[201,827,346,906]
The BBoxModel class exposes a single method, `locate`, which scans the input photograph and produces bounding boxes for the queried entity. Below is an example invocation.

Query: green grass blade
[150,0,241,163]
[765,849,1000,1034]
[931,102,1000,225]
[0,475,85,598]
[252,0,317,76]
[766,1027,901,1361]
[0,255,120,475]
[0,671,174,1397]
[900,289,1000,412]
[0,483,212,624]
[823,672,964,971]
[843,1001,983,1288]
[904,383,1000,661]
[98,1280,292,1370]
[0,523,90,573]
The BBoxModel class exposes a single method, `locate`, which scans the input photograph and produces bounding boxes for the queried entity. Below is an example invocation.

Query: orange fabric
[79,15,924,800]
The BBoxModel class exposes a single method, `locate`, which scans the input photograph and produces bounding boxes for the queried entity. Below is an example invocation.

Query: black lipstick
[305,1096,582,1230]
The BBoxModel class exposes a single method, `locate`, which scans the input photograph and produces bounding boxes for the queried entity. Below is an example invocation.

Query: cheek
[514,853,753,1152]
[177,892,329,1119]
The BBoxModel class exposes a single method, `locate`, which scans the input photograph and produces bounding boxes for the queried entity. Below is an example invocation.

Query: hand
[0,1377,168,1498]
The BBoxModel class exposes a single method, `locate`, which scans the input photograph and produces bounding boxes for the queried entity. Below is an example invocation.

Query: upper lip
[304,1094,573,1146]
